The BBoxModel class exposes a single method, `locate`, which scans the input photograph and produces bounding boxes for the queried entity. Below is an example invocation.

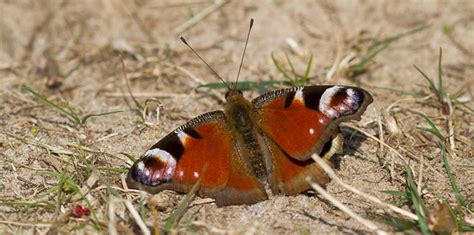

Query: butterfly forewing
[127,111,267,206]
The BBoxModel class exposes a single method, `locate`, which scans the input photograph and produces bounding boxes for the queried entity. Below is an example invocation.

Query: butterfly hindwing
[253,85,373,161]
[266,133,342,195]
[126,111,267,206]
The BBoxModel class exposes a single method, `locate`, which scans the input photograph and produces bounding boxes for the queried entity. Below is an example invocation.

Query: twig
[174,0,230,35]
[310,153,419,221]
[307,178,388,235]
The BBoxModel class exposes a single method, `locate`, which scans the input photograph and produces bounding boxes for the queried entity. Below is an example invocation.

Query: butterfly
[126,20,373,206]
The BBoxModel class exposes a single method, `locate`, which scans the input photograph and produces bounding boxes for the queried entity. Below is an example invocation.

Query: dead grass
[1,0,473,234]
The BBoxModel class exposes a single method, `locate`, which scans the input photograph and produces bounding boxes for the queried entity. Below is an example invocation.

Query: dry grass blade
[108,196,118,235]
[310,153,418,221]
[125,199,150,235]
[120,54,143,111]
[341,123,444,178]
[306,178,389,235]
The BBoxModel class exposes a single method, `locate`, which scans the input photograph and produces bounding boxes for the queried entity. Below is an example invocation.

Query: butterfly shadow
[331,126,376,169]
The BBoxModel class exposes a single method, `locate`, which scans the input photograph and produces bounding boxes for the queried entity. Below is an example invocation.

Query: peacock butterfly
[126,19,373,206]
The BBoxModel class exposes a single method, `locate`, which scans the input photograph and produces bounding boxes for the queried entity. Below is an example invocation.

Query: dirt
[0,0,473,234]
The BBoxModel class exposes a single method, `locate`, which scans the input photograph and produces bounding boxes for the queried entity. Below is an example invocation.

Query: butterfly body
[127,85,373,206]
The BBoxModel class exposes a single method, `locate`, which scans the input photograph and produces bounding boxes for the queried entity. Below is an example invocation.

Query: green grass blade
[40,171,81,194]
[441,145,467,207]
[285,53,297,84]
[437,48,444,100]
[406,168,430,234]
[348,25,428,77]
[461,225,474,231]
[418,114,445,141]
[65,104,80,121]
[414,65,438,95]
[23,85,81,123]
[198,80,289,91]
[161,175,202,234]
[271,52,293,81]
[350,43,389,76]
[81,110,123,124]
[379,24,429,46]
[302,54,313,85]
[120,152,138,163]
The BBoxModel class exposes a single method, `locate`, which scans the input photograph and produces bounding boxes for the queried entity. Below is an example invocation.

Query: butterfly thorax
[224,90,270,183]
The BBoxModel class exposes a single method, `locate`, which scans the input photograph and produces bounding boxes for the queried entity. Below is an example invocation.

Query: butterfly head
[224,88,244,102]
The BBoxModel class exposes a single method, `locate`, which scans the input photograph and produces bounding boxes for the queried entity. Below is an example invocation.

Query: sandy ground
[1,0,473,234]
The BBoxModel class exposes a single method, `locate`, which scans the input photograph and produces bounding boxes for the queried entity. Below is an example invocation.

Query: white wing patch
[319,86,361,119]
[175,130,189,143]
[135,148,177,186]
[319,86,343,118]
[294,87,304,102]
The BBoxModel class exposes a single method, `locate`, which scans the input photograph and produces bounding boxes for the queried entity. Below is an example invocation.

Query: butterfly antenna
[234,18,254,89]
[180,36,230,90]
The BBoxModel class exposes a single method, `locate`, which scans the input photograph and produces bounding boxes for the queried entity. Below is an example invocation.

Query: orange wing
[127,111,266,206]
[254,85,372,194]
[253,85,373,161]
[265,133,341,194]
